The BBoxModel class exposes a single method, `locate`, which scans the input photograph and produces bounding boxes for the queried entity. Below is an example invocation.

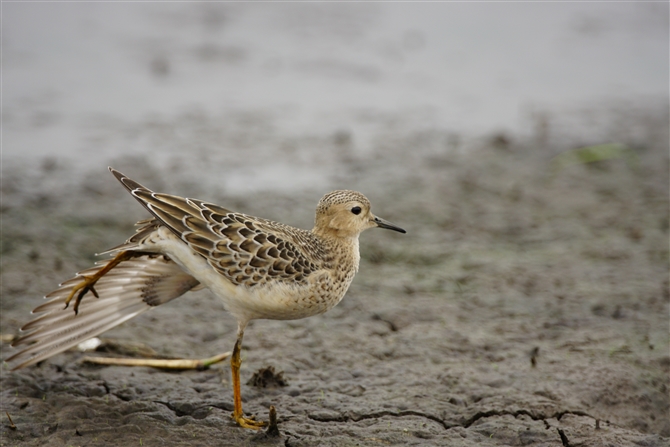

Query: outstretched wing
[7,253,199,370]
[110,168,328,289]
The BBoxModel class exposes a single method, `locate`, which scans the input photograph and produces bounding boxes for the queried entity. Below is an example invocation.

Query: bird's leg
[231,328,266,429]
[64,250,143,315]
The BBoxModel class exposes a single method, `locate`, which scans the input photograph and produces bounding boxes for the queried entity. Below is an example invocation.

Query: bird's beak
[373,216,406,234]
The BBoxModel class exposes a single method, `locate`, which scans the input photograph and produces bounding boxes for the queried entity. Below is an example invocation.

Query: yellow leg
[231,329,266,429]
[64,250,142,315]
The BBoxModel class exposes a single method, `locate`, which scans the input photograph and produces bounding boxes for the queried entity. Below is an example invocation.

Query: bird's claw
[63,275,100,315]
[232,413,266,430]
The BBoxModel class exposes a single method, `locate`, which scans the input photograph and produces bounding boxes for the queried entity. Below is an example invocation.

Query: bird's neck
[312,228,361,273]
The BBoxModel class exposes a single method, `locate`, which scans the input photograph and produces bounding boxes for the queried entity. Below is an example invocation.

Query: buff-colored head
[313,190,406,239]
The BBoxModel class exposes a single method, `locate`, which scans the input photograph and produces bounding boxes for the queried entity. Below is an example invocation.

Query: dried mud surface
[1,117,669,447]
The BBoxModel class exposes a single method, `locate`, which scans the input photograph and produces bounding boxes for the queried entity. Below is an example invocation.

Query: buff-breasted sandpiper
[7,167,406,429]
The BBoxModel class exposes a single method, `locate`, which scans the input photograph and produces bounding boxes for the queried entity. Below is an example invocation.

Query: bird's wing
[110,168,327,289]
[7,254,199,370]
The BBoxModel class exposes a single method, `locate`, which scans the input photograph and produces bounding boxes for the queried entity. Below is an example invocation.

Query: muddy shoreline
[2,107,669,446]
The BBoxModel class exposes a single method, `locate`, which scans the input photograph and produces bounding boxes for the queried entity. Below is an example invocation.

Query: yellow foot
[62,250,140,315]
[232,414,266,430]
[63,275,100,315]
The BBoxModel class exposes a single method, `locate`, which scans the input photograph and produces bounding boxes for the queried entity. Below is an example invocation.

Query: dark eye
[351,206,362,215]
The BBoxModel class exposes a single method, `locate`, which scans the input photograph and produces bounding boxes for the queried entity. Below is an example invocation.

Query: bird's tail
[6,252,199,370]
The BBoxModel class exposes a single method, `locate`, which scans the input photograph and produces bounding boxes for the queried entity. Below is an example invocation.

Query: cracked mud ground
[1,120,668,446]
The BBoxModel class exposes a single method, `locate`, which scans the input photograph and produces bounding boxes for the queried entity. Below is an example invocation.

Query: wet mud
[1,107,668,447]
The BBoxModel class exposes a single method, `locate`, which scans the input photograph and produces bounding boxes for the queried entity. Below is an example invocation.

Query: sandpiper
[8,167,406,429]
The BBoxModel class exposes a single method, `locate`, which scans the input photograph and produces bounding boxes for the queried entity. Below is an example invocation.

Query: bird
[7,167,406,429]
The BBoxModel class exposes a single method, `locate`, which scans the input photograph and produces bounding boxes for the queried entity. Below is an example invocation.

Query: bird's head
[313,190,406,239]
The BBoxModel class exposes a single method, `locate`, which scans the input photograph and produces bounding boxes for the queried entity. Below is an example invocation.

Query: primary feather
[8,253,199,369]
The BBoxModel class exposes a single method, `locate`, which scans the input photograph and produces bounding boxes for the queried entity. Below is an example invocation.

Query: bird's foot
[63,275,100,315]
[232,413,266,430]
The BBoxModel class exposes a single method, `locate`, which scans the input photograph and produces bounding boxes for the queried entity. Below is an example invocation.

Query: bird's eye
[351,206,362,215]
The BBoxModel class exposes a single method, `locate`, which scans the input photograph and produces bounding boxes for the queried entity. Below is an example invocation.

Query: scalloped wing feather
[7,254,199,370]
[110,169,329,289]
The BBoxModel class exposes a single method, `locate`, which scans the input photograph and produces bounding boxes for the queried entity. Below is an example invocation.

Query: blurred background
[3,2,667,193]
[2,3,669,445]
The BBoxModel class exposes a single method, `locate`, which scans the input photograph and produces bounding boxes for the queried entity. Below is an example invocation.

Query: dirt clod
[247,366,288,388]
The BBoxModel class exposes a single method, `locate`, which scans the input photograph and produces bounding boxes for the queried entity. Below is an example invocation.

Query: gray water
[3,2,668,192]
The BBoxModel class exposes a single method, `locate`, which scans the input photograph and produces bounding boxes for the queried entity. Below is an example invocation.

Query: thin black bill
[374,216,406,234]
